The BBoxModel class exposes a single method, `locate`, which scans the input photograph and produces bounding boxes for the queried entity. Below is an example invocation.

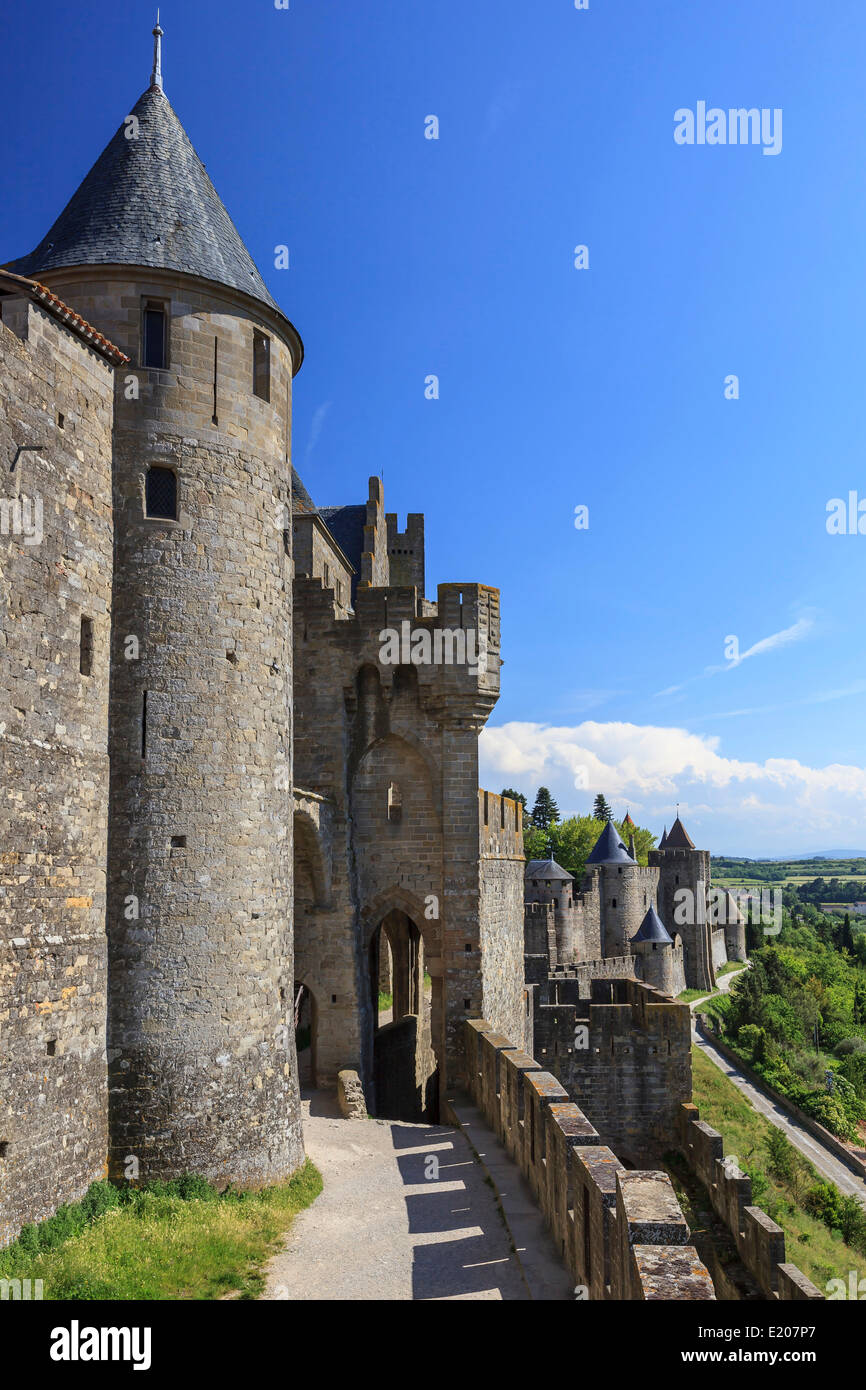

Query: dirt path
[262,1089,530,1301]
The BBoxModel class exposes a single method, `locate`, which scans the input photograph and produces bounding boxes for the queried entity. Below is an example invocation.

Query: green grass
[679,987,714,1003]
[0,1161,322,1301]
[378,990,393,1011]
[691,1046,861,1293]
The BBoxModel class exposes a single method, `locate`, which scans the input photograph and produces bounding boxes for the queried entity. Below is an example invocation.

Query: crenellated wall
[462,1020,715,1300]
[677,1103,822,1300]
[530,978,693,1162]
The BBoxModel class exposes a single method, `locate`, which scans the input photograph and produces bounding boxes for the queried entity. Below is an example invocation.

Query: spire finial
[151,10,164,91]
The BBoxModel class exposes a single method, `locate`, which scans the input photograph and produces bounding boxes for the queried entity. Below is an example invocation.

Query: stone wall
[462,1021,715,1300]
[478,792,525,1044]
[677,1103,822,1300]
[292,558,504,1104]
[532,978,693,1162]
[0,304,115,1244]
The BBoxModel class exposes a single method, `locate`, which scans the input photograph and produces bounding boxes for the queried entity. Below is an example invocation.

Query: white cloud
[479,718,866,853]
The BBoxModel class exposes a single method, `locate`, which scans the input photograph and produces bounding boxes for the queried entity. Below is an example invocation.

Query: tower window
[253,330,270,402]
[387,780,402,823]
[142,299,168,369]
[79,616,93,676]
[145,466,177,520]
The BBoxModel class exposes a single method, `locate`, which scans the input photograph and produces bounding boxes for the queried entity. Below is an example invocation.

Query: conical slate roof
[586,821,635,866]
[659,826,668,849]
[632,905,673,945]
[5,85,280,316]
[525,856,573,882]
[664,816,695,850]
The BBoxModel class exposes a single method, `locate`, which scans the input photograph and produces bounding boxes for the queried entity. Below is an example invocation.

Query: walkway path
[688,967,866,1207]
[262,1089,530,1300]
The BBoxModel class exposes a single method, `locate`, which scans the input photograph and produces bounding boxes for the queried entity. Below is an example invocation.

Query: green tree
[530,787,560,831]
[593,794,613,822]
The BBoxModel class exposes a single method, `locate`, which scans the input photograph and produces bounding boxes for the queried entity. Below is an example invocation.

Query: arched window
[387,780,402,823]
[146,466,177,520]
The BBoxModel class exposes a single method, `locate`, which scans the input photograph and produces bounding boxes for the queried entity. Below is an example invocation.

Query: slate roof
[659,826,668,850]
[586,820,636,866]
[525,857,574,882]
[664,816,695,850]
[632,905,673,945]
[4,84,289,330]
[317,505,367,598]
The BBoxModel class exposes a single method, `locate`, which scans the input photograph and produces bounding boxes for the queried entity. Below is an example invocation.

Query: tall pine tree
[530,786,560,831]
[593,794,613,822]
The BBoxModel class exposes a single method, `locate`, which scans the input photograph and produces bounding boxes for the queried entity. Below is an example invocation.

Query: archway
[293,810,327,1088]
[293,981,317,1089]
[368,910,438,1122]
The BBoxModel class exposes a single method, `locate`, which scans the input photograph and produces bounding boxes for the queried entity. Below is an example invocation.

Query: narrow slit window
[142,299,168,369]
[79,616,93,676]
[141,691,148,759]
[145,466,177,520]
[387,780,402,823]
[253,330,270,402]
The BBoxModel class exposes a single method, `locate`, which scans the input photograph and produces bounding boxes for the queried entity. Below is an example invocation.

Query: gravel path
[262,1090,529,1301]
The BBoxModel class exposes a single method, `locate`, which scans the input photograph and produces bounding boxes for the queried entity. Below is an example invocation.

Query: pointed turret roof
[659,826,668,849]
[664,816,695,850]
[622,810,635,828]
[632,905,673,945]
[5,40,299,361]
[525,856,574,882]
[586,821,635,866]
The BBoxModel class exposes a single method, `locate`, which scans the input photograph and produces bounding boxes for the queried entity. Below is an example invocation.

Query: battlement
[479,790,523,858]
[461,1021,714,1300]
[678,1104,822,1301]
[386,510,425,595]
[530,978,693,1161]
[294,576,502,722]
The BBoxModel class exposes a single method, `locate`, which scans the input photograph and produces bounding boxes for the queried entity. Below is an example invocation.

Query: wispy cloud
[304,401,331,467]
[655,613,816,698]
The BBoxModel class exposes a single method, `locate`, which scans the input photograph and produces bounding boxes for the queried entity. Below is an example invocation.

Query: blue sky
[3,0,865,855]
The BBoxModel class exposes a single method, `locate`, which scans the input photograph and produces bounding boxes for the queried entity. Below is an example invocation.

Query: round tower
[524,855,578,962]
[586,820,658,958]
[7,29,305,1183]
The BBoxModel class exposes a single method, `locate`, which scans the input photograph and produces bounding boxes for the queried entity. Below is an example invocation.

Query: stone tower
[650,815,714,992]
[586,820,659,958]
[6,26,305,1183]
[524,854,580,962]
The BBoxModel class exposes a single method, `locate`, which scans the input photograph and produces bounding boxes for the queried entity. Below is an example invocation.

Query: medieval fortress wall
[0,301,115,1244]
[0,51,792,1303]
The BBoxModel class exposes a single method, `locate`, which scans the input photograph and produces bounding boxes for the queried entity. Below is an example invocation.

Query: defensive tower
[6,24,305,1183]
